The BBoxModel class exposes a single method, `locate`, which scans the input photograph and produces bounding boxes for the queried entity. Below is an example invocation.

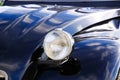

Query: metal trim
[0,70,8,80]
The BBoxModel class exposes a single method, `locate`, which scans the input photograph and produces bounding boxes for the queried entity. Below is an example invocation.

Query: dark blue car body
[0,1,120,80]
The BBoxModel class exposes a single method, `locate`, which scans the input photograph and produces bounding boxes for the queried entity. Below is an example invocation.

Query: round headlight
[43,29,74,60]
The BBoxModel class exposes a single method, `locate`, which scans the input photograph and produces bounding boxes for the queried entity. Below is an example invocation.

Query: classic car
[0,0,120,80]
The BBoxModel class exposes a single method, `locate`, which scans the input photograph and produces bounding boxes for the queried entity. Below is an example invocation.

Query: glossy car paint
[4,0,120,7]
[0,4,120,80]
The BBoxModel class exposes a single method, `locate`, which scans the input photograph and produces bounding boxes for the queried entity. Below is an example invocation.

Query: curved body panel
[0,4,120,80]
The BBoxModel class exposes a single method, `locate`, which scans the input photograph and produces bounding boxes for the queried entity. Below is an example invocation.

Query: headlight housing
[43,29,74,60]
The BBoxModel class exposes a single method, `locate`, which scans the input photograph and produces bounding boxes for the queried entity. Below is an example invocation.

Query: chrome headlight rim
[43,28,74,61]
[0,70,8,80]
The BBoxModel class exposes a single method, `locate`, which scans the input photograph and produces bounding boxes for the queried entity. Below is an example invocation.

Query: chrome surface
[0,70,8,80]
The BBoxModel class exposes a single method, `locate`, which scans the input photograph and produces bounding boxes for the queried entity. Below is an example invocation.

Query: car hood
[0,4,119,80]
[0,4,82,80]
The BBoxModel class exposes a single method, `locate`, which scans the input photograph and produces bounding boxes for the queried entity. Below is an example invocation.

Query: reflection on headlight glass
[43,29,74,60]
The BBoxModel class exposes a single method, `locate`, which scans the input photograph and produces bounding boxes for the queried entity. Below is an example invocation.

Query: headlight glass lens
[43,29,74,60]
